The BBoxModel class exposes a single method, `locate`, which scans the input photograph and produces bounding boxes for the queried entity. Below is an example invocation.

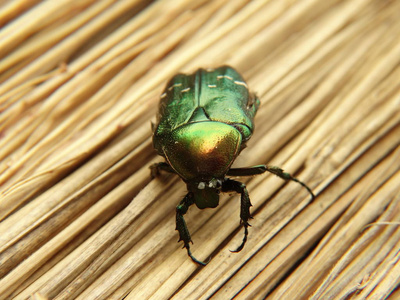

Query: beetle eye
[207,178,222,189]
[198,182,206,189]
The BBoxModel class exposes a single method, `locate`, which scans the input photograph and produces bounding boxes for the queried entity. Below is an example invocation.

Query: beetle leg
[222,179,252,253]
[150,162,175,178]
[227,165,315,201]
[176,193,208,266]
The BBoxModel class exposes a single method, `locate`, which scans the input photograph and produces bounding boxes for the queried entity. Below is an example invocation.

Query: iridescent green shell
[153,66,259,183]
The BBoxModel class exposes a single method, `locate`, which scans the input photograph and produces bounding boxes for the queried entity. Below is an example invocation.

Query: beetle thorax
[162,121,242,182]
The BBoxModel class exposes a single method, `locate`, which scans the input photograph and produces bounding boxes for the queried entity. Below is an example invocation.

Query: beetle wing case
[153,66,259,154]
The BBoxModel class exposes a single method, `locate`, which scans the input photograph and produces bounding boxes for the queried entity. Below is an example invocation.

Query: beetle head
[187,178,222,209]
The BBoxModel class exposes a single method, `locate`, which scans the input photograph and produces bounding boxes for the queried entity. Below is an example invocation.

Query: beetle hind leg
[176,193,208,266]
[222,179,253,253]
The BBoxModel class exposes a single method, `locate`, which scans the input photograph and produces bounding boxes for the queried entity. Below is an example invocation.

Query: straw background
[1,0,399,299]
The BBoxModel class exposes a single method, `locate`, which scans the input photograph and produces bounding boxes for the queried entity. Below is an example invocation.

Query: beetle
[151,66,315,265]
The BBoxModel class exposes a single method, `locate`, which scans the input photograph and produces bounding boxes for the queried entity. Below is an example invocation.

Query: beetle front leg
[222,179,252,252]
[227,165,315,201]
[176,193,208,266]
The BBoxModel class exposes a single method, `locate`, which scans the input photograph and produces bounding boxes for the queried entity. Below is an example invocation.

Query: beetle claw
[230,225,249,253]
[186,247,209,266]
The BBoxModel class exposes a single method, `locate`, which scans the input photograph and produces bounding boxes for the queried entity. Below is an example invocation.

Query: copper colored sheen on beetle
[151,66,315,265]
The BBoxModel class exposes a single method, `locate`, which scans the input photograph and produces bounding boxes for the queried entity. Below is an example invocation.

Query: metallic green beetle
[152,66,314,265]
